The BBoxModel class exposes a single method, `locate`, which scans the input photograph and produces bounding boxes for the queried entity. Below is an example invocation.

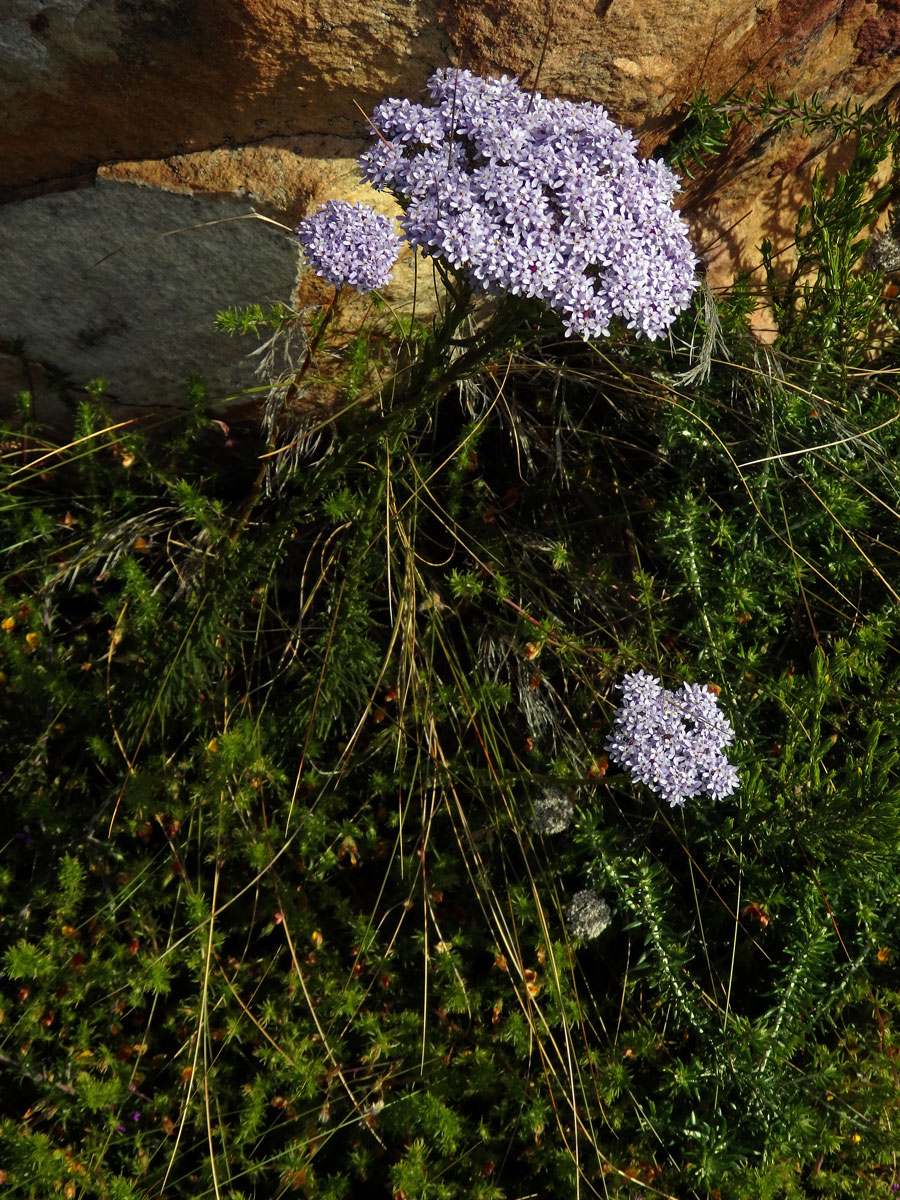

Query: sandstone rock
[2,0,899,417]
[0,178,300,413]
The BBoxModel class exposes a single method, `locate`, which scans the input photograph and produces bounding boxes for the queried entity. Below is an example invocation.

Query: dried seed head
[867,223,900,274]
[531,785,574,834]
[568,889,611,940]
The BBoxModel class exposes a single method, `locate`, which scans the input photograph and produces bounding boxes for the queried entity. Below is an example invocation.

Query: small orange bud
[338,836,359,866]
[523,967,540,996]
[25,632,39,649]
[311,931,323,948]
[587,756,608,779]
[1,617,15,633]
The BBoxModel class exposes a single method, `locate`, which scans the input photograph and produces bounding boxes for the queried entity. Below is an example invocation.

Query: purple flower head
[606,671,739,806]
[294,200,401,293]
[359,69,698,340]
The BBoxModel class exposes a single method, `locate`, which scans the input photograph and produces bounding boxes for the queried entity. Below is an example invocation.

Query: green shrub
[2,87,900,1200]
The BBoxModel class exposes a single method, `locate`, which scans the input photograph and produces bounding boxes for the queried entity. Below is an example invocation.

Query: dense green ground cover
[3,100,900,1200]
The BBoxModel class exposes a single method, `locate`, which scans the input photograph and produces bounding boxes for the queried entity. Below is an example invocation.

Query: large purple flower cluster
[294,200,401,293]
[359,68,698,339]
[606,671,739,806]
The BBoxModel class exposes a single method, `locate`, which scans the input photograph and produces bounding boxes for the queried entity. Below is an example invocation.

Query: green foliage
[2,88,900,1200]
[669,83,897,179]
[215,301,294,337]
[760,136,895,392]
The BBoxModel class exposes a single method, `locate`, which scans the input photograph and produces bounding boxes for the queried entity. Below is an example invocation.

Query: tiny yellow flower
[2,617,15,633]
[851,1133,861,1143]
[207,738,219,753]
[25,632,39,649]
[311,931,323,948]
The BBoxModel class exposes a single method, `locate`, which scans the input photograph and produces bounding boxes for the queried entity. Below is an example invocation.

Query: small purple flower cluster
[294,200,401,293]
[359,68,697,339]
[606,671,739,806]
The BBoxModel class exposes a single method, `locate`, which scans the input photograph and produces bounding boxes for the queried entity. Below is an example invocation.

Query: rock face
[0,179,301,410]
[2,0,899,417]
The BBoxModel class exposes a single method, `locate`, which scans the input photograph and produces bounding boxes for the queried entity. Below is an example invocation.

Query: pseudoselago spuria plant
[606,671,740,806]
[295,68,698,342]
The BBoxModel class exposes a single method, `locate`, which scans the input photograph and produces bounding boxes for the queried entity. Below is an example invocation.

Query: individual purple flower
[294,200,401,293]
[358,68,698,340]
[606,671,739,806]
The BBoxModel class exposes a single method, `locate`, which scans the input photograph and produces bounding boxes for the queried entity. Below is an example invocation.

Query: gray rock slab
[0,178,301,413]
